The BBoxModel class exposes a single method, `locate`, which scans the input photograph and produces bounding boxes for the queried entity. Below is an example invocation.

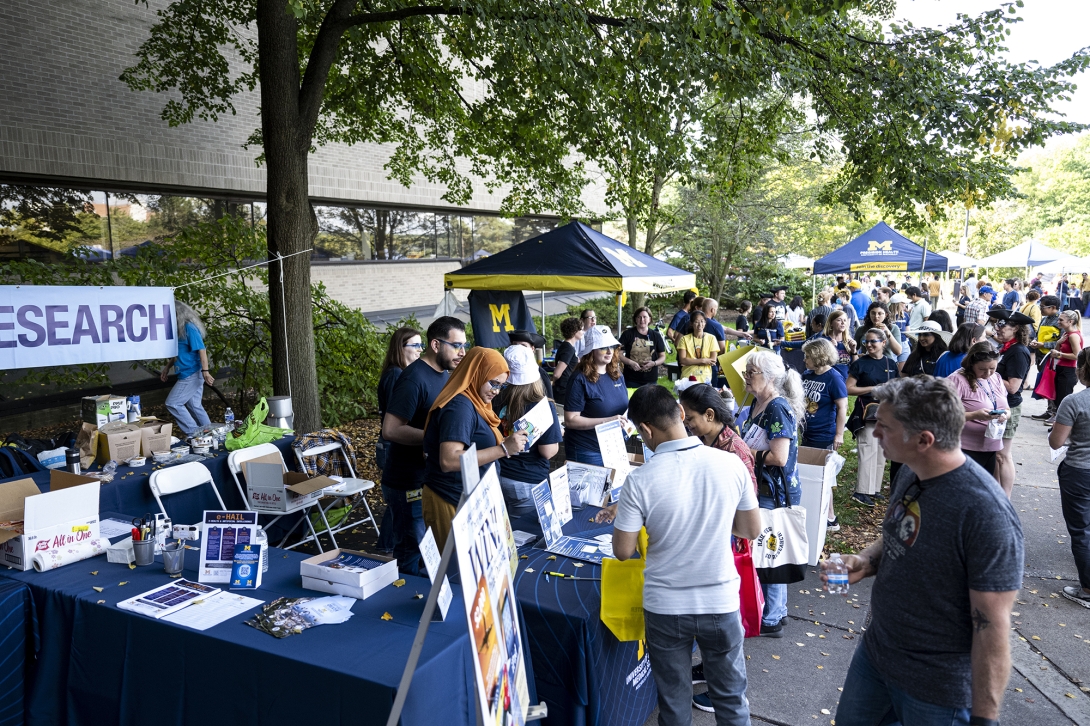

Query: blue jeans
[165,372,211,436]
[761,582,787,626]
[382,484,425,576]
[644,610,749,726]
[565,443,604,467]
[836,642,970,726]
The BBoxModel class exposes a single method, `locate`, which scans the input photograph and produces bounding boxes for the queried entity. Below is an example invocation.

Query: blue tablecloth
[1,516,477,726]
[4,437,299,537]
[0,580,34,726]
[511,508,657,726]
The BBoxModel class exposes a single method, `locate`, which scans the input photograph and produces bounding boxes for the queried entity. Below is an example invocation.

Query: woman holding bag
[740,349,806,638]
[1046,310,1084,426]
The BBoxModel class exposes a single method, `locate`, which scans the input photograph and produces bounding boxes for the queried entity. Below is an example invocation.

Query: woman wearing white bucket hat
[494,345,563,519]
[901,321,951,377]
[564,326,629,466]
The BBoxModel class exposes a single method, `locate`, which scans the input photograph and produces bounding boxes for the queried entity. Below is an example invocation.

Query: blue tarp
[813,222,948,275]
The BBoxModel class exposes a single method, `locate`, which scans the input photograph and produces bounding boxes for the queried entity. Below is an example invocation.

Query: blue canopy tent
[445,221,696,334]
[814,222,948,275]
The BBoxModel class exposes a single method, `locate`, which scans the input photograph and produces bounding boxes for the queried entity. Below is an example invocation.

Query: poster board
[198,511,258,584]
[451,465,528,726]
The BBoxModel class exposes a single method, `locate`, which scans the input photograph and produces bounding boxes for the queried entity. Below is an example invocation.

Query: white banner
[0,286,178,369]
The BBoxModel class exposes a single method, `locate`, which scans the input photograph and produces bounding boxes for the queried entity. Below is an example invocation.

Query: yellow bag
[600,528,649,642]
[1038,325,1060,344]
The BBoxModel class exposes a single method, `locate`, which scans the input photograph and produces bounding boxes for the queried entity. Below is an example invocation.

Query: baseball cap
[978,286,996,297]
[849,281,861,289]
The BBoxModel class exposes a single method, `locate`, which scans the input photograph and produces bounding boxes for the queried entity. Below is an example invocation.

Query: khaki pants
[855,423,885,496]
[423,486,457,551]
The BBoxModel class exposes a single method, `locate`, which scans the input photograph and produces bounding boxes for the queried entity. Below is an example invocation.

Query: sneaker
[693,692,714,713]
[692,662,706,685]
[851,493,875,508]
[780,617,789,627]
[1045,417,1057,426]
[760,622,784,638]
[827,517,841,532]
[1030,411,1053,421]
[1062,586,1090,609]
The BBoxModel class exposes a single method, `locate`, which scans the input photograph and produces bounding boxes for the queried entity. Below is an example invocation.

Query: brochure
[117,578,222,619]
[319,551,387,573]
[199,511,259,584]
[531,481,610,565]
[595,419,632,490]
[512,398,554,452]
[547,467,573,526]
[229,543,263,590]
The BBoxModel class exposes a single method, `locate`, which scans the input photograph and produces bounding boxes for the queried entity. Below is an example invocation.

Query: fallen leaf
[520,555,528,560]
[820,652,830,656]
[796,642,805,647]
[393,579,406,588]
[806,632,816,637]
[381,612,393,621]
[817,665,823,669]
[771,655,780,660]
[1031,635,1041,640]
[128,563,136,570]
[546,555,556,561]
[1014,688,1023,692]
[97,599,105,604]
[1065,693,1075,699]
[525,568,534,573]
[413,593,423,599]
[1059,623,1066,627]
[819,635,826,639]
[90,571,98,575]
[118,581,128,586]
[93,587,103,593]
[573,563,584,568]
[170,574,181,579]
[821,709,831,715]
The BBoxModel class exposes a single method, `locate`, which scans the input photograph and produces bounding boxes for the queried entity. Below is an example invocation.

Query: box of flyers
[299,548,398,600]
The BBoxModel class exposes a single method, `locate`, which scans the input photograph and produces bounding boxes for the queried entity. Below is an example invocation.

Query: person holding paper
[423,347,529,548]
[494,345,562,519]
[563,326,629,466]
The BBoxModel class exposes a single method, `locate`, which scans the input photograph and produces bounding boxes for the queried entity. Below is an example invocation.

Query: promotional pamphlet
[199,511,259,584]
[531,480,611,565]
[230,542,263,590]
[512,398,554,452]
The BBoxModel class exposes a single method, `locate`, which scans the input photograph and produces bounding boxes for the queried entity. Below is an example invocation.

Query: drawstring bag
[225,398,292,451]
[600,528,649,642]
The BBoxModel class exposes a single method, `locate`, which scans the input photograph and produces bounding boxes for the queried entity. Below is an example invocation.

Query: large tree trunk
[258,0,322,433]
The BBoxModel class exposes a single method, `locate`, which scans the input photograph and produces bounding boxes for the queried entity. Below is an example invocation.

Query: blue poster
[468,290,537,348]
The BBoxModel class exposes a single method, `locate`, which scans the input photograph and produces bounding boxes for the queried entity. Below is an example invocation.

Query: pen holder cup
[132,539,155,566]
[161,543,185,575]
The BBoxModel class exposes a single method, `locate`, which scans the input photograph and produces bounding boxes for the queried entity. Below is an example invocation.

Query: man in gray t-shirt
[824,377,1024,725]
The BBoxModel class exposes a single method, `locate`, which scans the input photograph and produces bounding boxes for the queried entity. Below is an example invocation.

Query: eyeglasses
[486,379,509,391]
[403,342,425,349]
[863,339,883,345]
[437,339,468,351]
[742,370,762,379]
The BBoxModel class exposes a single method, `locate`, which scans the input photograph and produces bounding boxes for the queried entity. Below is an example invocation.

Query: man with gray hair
[825,376,1024,726]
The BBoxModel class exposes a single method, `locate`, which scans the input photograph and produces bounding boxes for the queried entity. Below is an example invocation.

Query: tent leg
[540,290,546,340]
[617,293,623,336]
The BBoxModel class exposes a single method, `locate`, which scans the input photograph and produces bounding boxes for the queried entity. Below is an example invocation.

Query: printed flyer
[199,511,258,584]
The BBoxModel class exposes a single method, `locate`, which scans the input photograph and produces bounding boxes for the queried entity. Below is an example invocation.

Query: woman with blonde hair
[821,310,857,379]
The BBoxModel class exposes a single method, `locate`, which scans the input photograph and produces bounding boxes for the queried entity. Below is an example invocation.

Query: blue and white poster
[468,290,536,348]
[0,285,177,369]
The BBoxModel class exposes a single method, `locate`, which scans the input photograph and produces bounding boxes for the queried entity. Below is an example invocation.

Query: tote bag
[600,528,649,642]
[753,505,809,584]
[734,537,765,638]
[1034,354,1058,401]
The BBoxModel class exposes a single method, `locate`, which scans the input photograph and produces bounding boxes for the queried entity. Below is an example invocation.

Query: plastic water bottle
[224,407,235,431]
[826,553,850,594]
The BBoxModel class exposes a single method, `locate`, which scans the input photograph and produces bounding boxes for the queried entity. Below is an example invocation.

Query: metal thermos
[65,450,81,475]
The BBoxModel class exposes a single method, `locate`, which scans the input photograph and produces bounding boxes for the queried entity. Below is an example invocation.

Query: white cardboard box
[0,478,101,571]
[243,460,330,513]
[797,447,842,566]
[299,548,398,600]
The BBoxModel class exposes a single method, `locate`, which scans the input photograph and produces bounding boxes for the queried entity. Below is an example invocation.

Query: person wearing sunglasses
[422,346,529,549]
[564,326,630,466]
[571,309,598,359]
[381,316,467,573]
[846,329,900,508]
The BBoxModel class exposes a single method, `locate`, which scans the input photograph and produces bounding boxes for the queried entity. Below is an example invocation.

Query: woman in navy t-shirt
[800,338,848,531]
[563,326,630,466]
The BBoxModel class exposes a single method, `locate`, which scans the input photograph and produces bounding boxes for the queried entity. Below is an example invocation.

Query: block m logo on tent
[867,240,893,252]
[489,304,514,332]
[602,247,647,268]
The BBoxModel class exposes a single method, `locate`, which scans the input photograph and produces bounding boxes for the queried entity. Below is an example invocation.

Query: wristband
[202,369,210,372]
[969,717,999,726]
[500,442,511,458]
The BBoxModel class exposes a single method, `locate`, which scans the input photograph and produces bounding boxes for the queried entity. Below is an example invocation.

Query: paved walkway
[644,388,1090,725]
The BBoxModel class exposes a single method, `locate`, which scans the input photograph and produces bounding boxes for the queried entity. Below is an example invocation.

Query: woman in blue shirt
[933,323,986,378]
[160,301,214,436]
[563,326,630,466]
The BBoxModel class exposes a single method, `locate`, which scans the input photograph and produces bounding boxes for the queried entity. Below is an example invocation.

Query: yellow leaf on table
[128,563,136,570]
[1031,635,1041,640]
[771,655,780,660]
[546,555,557,561]
[573,563,584,568]
[119,582,128,586]
[393,579,406,588]
[413,594,423,599]
[520,555,528,560]
[97,600,105,604]
[525,568,534,573]
[90,571,98,576]
[381,612,393,621]
[93,587,103,593]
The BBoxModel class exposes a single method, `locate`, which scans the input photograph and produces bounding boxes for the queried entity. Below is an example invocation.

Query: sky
[893,0,1090,126]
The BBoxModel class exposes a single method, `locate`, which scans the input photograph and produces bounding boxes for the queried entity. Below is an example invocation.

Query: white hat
[503,345,541,386]
[889,292,910,304]
[581,325,621,354]
[905,320,953,344]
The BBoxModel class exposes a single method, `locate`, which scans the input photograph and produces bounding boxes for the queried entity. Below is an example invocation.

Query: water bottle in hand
[224,407,235,431]
[826,553,850,594]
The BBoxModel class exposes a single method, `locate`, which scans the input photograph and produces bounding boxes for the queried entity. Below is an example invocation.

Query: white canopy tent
[1035,256,1090,275]
[781,253,814,270]
[936,250,979,270]
[976,239,1073,269]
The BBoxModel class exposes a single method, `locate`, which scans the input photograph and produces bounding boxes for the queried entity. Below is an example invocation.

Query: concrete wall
[310,259,467,313]
[0,0,607,215]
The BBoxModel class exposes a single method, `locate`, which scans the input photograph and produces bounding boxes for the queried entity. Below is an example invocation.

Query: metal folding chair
[293,441,380,541]
[148,461,225,521]
[226,444,336,553]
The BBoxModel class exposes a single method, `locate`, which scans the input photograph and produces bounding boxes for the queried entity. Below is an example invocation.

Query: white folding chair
[226,444,336,553]
[148,462,225,521]
[293,442,380,541]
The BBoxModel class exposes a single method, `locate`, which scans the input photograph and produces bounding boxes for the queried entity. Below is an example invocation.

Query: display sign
[0,285,177,369]
[467,290,537,348]
[198,511,259,584]
[451,465,529,726]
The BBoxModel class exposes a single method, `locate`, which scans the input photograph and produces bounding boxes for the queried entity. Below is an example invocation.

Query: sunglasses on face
[864,339,883,345]
[486,380,509,391]
[403,342,425,349]
[437,339,468,351]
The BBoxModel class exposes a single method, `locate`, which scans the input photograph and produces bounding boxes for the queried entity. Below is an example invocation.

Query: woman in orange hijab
[422,346,530,548]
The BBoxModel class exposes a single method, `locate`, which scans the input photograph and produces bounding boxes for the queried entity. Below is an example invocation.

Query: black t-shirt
[866,460,1023,708]
[552,341,578,404]
[537,365,554,399]
[383,359,449,491]
[996,343,1032,408]
[735,314,750,333]
[847,355,899,388]
[618,328,666,387]
[377,366,402,444]
[423,394,498,505]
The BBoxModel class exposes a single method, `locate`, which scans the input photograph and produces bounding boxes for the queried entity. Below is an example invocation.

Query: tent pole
[540,290,546,340]
[616,293,623,336]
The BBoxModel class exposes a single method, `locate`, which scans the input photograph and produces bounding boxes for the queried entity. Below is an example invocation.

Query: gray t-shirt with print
[864,458,1024,709]
[1056,389,1090,469]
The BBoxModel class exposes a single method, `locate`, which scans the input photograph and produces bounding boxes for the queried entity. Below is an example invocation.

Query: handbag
[600,528,649,642]
[752,450,808,584]
[733,537,765,638]
[1034,353,1058,400]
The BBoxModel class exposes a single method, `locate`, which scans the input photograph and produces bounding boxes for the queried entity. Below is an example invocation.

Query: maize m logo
[867,240,893,252]
[489,304,514,332]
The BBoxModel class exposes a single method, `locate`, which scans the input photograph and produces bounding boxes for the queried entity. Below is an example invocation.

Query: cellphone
[988,409,1004,416]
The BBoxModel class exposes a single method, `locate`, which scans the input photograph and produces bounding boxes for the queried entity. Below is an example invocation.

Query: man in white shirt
[907,286,932,329]
[963,273,978,299]
[613,385,761,725]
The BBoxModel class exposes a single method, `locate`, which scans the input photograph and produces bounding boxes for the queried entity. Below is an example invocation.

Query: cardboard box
[81,395,127,427]
[94,422,144,465]
[137,418,173,456]
[0,477,101,571]
[300,548,398,600]
[243,458,332,513]
[797,447,844,566]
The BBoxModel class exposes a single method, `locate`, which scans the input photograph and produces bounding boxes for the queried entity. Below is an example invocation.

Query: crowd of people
[368,267,1089,726]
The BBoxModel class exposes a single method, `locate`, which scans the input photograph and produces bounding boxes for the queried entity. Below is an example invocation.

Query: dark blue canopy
[813,222,948,275]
